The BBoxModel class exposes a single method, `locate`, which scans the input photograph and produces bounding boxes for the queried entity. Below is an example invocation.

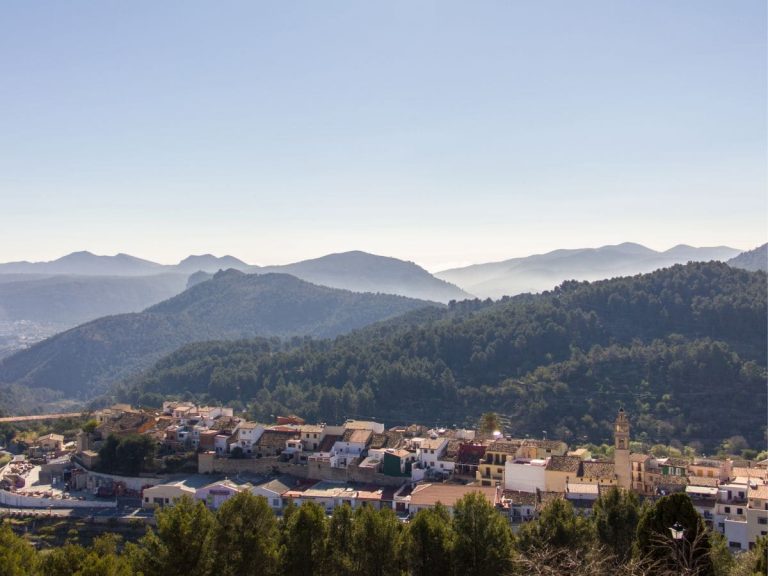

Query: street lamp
[669,522,685,540]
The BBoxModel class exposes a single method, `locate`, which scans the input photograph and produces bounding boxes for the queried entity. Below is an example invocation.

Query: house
[454,443,486,478]
[504,458,547,493]
[500,490,537,523]
[381,449,414,477]
[565,482,600,515]
[329,429,372,468]
[37,433,65,453]
[517,439,569,460]
[254,429,299,458]
[715,481,750,550]
[196,479,251,510]
[344,420,385,434]
[746,483,768,549]
[251,476,297,512]
[477,440,522,486]
[689,459,732,482]
[579,461,617,487]
[686,485,718,527]
[630,453,653,495]
[415,437,452,475]
[406,483,498,515]
[143,481,196,509]
[544,455,582,492]
[232,422,265,455]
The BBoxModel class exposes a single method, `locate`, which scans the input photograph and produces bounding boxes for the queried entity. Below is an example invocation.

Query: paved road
[0,412,83,423]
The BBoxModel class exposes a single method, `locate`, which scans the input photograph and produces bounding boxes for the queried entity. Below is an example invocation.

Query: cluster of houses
[10,403,767,553]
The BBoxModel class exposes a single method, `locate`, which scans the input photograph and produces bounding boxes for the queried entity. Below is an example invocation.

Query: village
[1,403,766,554]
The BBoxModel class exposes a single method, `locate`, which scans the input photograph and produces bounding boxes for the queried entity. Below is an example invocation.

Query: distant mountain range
[0,251,248,276]
[0,250,468,303]
[436,243,743,299]
[0,270,438,404]
[728,243,767,272]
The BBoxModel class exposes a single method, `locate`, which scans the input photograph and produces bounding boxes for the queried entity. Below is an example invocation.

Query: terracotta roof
[630,453,651,463]
[537,491,565,510]
[341,429,372,444]
[523,439,567,450]
[688,477,719,488]
[420,438,448,451]
[409,483,497,508]
[256,429,299,450]
[547,455,582,473]
[487,440,522,455]
[581,461,615,479]
[733,467,768,480]
[501,490,537,506]
[749,484,768,500]
[657,475,688,486]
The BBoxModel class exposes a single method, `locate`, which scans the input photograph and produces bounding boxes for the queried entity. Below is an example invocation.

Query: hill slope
[125,262,767,450]
[436,243,741,298]
[0,274,189,326]
[728,243,767,272]
[256,251,471,303]
[0,270,437,402]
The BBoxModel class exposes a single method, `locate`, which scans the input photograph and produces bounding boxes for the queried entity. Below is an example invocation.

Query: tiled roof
[547,455,582,473]
[341,429,372,444]
[420,438,448,451]
[581,461,615,479]
[487,440,522,455]
[663,457,690,468]
[318,434,342,452]
[501,490,537,506]
[688,476,719,488]
[256,429,299,450]
[749,484,768,500]
[409,484,497,508]
[630,453,651,463]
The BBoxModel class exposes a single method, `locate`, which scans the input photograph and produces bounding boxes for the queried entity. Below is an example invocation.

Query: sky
[0,1,765,271]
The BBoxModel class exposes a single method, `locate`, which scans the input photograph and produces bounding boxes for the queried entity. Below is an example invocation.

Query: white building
[504,458,547,493]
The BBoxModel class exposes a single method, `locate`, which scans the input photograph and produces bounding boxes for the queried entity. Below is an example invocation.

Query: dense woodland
[122,263,767,451]
[0,271,436,404]
[1,490,765,576]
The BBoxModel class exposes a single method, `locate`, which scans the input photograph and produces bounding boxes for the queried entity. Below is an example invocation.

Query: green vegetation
[98,434,156,476]
[124,263,767,450]
[0,271,438,404]
[0,491,760,575]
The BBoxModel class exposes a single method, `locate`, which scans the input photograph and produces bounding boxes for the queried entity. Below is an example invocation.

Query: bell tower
[614,408,631,489]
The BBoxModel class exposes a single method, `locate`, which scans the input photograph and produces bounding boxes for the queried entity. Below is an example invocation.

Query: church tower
[614,408,631,489]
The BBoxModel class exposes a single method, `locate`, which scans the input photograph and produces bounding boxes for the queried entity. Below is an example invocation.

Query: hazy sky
[1,1,765,271]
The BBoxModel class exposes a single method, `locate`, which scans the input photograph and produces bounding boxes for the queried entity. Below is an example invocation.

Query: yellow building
[477,440,521,486]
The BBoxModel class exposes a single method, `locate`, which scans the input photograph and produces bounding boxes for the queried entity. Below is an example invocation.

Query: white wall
[504,461,546,493]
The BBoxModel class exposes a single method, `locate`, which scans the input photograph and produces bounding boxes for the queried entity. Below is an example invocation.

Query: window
[273,499,280,507]
[758,517,767,525]
[737,508,743,515]
[724,507,731,513]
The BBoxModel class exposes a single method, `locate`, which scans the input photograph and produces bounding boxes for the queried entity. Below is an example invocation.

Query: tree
[478,412,501,436]
[350,505,404,576]
[98,434,156,475]
[452,492,514,576]
[43,535,132,576]
[516,498,594,554]
[592,487,641,562]
[325,504,355,576]
[212,492,279,576]
[280,501,328,576]
[405,504,454,576]
[0,523,37,576]
[635,493,714,576]
[128,496,215,576]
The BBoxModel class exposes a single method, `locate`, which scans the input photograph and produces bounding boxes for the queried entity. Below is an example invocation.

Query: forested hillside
[0,271,437,405]
[123,262,767,450]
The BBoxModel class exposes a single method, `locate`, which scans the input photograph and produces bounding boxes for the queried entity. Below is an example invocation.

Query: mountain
[176,254,250,273]
[0,273,189,326]
[0,270,438,402]
[728,243,767,272]
[436,243,742,298]
[0,251,164,276]
[125,262,767,451]
[257,251,471,303]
